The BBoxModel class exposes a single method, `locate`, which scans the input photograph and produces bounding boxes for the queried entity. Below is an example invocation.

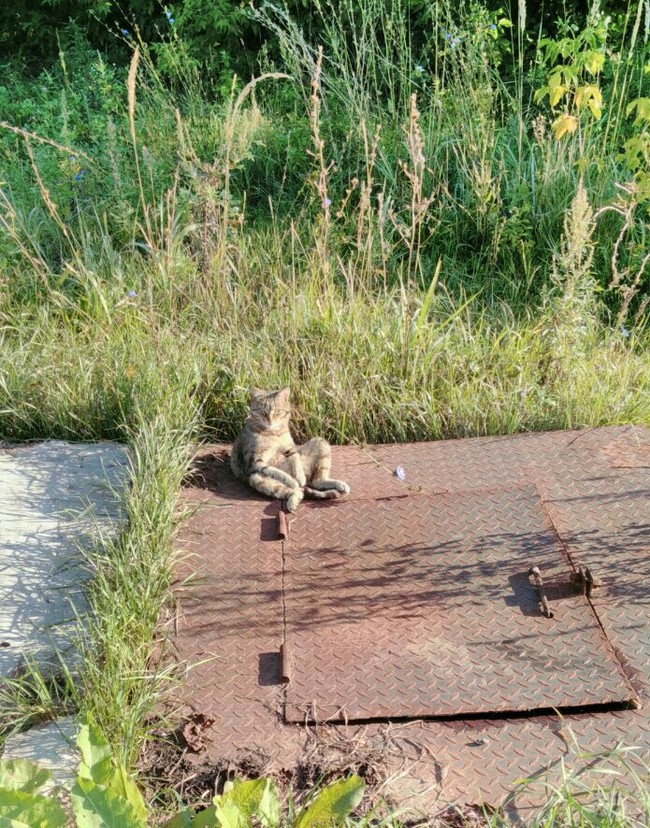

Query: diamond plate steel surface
[283,488,636,722]
[185,444,404,504]
[174,487,299,754]
[172,426,650,815]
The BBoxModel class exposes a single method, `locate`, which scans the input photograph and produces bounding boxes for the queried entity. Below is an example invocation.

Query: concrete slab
[2,717,79,791]
[172,426,650,818]
[0,441,129,676]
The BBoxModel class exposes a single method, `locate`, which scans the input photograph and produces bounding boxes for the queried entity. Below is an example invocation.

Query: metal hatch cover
[282,486,636,723]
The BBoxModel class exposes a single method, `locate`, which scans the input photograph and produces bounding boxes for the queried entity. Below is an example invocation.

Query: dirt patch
[139,718,407,824]
[139,727,272,822]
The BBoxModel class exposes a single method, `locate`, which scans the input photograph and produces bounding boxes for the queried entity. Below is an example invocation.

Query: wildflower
[489,23,497,30]
[324,197,332,208]
[394,465,406,481]
[74,169,86,181]
[621,325,630,338]
[121,28,129,36]
[128,290,137,298]
[414,64,425,74]
[165,8,175,23]
[68,154,77,161]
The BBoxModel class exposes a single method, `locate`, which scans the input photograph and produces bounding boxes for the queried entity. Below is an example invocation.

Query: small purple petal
[128,290,137,298]
[324,197,332,207]
[394,465,406,481]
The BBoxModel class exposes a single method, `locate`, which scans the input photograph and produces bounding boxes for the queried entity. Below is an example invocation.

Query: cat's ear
[249,387,264,402]
[277,387,290,403]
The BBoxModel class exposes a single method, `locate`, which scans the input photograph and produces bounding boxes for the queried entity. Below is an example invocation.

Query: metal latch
[528,566,553,618]
[529,564,599,618]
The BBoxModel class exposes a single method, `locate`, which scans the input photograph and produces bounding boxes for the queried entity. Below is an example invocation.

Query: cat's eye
[251,405,289,416]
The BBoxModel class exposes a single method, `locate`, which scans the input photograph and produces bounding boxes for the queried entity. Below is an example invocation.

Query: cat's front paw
[286,489,304,512]
[334,480,350,496]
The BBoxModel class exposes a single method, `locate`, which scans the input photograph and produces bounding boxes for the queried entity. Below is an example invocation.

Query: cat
[230,387,350,512]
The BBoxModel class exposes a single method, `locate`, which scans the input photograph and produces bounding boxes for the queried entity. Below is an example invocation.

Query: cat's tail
[303,486,342,500]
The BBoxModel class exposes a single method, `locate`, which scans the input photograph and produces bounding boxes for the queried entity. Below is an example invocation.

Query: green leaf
[621,135,647,172]
[627,97,650,124]
[256,780,281,828]
[551,113,578,140]
[0,788,67,827]
[575,84,602,118]
[562,65,579,85]
[162,811,192,828]
[211,778,280,828]
[0,760,51,794]
[549,83,568,107]
[75,725,148,822]
[106,766,148,824]
[213,799,245,828]
[533,86,549,105]
[71,776,147,828]
[583,49,605,75]
[163,806,217,828]
[76,725,113,786]
[293,776,365,828]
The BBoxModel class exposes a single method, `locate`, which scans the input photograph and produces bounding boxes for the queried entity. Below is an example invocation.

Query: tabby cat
[230,387,350,512]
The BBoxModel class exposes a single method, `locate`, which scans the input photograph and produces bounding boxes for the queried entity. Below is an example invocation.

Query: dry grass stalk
[596,182,650,326]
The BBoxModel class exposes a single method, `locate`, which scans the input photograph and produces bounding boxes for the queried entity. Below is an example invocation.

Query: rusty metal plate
[173,493,295,753]
[185,444,405,504]
[283,487,637,722]
[172,426,650,812]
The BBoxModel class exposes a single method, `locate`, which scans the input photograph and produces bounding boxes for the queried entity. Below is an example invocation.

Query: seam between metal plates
[537,485,640,699]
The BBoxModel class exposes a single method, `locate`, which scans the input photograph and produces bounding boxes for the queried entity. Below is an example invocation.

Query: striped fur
[231,387,350,512]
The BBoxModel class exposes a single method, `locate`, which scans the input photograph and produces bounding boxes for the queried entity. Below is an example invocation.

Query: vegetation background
[1,0,650,823]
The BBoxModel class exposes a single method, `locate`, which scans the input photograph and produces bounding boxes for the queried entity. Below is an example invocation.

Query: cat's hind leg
[299,438,350,497]
[248,472,303,512]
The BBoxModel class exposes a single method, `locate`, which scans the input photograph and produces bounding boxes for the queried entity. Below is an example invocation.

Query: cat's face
[248,387,291,432]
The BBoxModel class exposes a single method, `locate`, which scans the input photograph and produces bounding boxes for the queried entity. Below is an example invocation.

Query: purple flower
[621,325,630,338]
[394,465,406,481]
[324,197,332,208]
[74,169,86,181]
[128,290,137,298]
